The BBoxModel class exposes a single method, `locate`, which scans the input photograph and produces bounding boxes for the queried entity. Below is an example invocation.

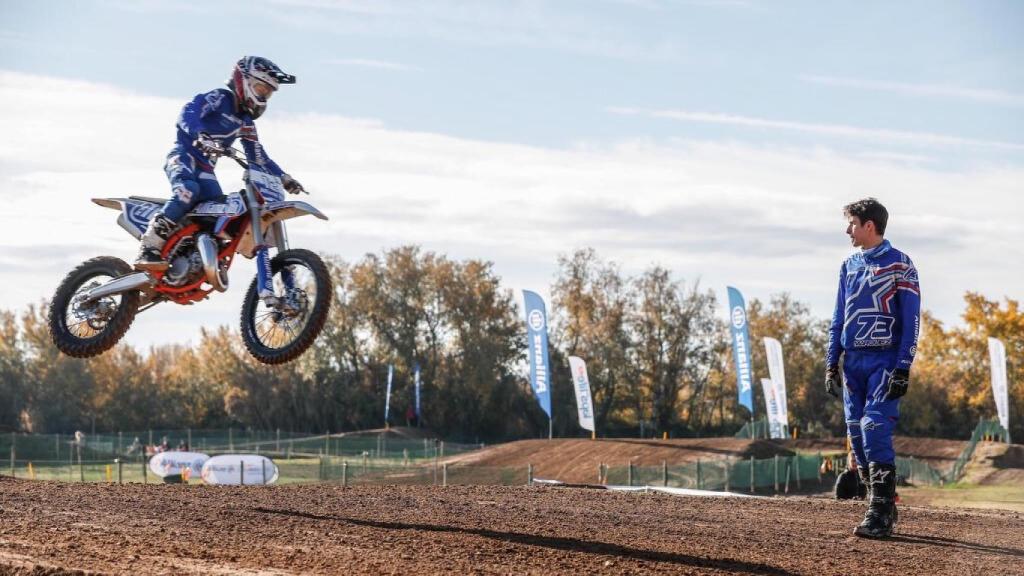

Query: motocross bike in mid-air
[48,145,332,365]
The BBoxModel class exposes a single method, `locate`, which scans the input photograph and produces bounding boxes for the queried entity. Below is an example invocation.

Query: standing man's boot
[134,213,177,271]
[854,462,897,538]
[857,466,870,500]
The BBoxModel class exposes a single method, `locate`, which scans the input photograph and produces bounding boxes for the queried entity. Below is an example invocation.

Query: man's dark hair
[843,197,888,236]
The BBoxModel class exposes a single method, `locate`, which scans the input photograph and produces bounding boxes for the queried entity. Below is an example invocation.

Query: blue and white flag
[727,286,754,414]
[763,337,789,434]
[385,364,393,423]
[523,290,552,418]
[414,363,422,420]
[568,356,596,432]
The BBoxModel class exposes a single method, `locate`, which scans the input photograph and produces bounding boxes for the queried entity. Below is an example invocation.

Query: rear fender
[92,197,162,240]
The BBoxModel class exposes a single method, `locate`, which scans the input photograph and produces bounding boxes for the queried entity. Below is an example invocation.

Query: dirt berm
[447,437,969,484]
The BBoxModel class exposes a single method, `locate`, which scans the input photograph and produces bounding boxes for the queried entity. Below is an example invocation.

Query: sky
[0,0,1021,351]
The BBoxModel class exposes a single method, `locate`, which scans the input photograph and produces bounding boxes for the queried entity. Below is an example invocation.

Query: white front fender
[236,200,329,258]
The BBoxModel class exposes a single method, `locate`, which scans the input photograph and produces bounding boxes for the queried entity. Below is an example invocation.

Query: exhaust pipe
[81,272,154,303]
[197,234,229,292]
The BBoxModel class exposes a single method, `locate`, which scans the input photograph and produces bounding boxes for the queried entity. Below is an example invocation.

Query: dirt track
[2,477,1021,575]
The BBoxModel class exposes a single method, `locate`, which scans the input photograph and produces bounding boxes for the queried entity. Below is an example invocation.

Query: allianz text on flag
[727,287,754,414]
[760,378,785,439]
[567,356,596,433]
[385,364,393,423]
[523,290,552,418]
[763,337,789,434]
[988,338,1010,438]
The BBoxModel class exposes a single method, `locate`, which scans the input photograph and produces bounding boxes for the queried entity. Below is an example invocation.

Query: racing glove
[825,364,841,398]
[194,132,224,157]
[882,368,910,402]
[281,174,306,194]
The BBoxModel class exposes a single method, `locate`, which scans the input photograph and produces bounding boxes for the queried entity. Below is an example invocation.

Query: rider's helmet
[228,56,296,119]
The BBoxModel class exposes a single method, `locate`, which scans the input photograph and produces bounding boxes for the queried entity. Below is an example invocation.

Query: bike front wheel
[240,249,332,365]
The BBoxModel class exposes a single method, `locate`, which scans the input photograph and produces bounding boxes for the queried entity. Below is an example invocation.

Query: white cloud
[1,71,1021,349]
[609,107,1024,151]
[322,58,422,72]
[800,74,1024,107]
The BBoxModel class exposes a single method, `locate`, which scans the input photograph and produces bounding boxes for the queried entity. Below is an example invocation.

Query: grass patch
[900,482,1024,513]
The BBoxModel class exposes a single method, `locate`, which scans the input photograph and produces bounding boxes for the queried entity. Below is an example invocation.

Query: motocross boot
[854,462,897,538]
[857,466,870,500]
[134,213,177,271]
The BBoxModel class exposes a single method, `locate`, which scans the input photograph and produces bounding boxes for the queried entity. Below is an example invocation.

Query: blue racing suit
[160,88,286,223]
[826,239,921,467]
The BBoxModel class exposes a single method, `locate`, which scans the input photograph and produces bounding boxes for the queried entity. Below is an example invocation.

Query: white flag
[988,338,1009,433]
[567,356,596,432]
[763,337,789,432]
[760,378,784,439]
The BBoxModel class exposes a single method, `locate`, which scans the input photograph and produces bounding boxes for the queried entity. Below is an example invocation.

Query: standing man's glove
[825,364,842,398]
[882,368,910,402]
[281,174,305,194]
[194,132,224,157]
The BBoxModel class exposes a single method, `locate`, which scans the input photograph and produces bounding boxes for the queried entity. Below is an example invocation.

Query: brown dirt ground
[1,477,1022,576]
[450,436,970,484]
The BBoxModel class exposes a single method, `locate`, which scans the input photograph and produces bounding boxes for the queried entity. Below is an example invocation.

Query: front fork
[248,190,294,308]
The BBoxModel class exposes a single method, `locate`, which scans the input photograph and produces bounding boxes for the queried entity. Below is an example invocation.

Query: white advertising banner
[148,451,210,478]
[988,337,1009,433]
[201,454,280,485]
[567,356,596,432]
[763,337,789,432]
[760,378,784,439]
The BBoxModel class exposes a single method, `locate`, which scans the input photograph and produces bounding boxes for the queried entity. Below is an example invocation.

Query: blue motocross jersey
[173,88,284,176]
[826,239,921,369]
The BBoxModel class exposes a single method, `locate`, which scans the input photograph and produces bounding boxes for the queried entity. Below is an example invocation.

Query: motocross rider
[135,56,305,271]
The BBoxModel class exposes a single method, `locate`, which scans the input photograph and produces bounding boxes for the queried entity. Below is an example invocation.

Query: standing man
[824,198,920,538]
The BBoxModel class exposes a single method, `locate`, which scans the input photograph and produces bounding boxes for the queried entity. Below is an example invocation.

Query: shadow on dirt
[889,533,1024,558]
[253,506,798,575]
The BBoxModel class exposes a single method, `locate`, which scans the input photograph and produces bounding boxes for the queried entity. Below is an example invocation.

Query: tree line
[0,246,1019,442]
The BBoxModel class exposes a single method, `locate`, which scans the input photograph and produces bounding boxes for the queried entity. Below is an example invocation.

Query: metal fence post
[116,459,122,484]
[527,463,533,486]
[142,457,147,484]
[749,456,754,494]
[440,441,445,459]
[724,460,730,492]
[276,428,281,453]
[627,462,633,486]
[697,459,702,490]
[773,455,779,493]
[262,459,267,485]
[403,449,409,467]
[240,460,245,485]
[662,460,668,487]
[342,461,348,487]
[187,428,192,450]
[598,463,604,484]
[9,435,14,478]
[795,456,801,490]
[442,463,448,487]
[228,427,233,451]
[784,460,791,494]
[78,444,84,482]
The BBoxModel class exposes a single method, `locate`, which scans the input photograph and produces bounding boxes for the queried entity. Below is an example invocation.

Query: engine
[163,239,205,287]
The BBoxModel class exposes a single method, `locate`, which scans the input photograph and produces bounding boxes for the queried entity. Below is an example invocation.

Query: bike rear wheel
[48,256,140,358]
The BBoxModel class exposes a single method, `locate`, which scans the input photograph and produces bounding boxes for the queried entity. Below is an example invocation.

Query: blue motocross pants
[160,147,225,223]
[843,349,901,467]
